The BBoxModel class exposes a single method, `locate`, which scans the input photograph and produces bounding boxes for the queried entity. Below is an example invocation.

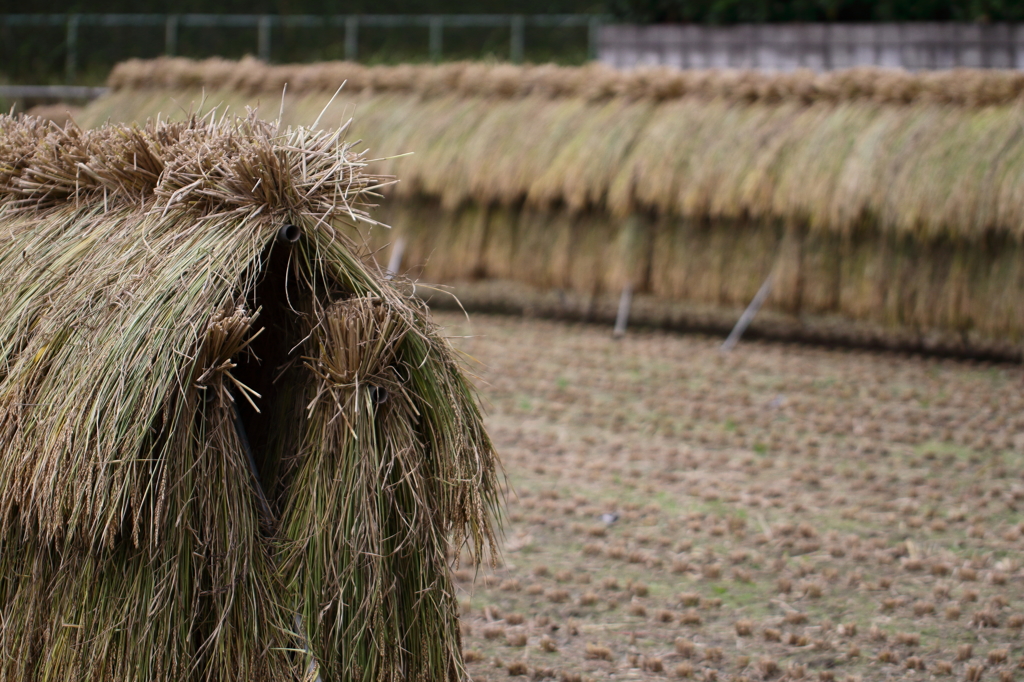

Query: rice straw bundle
[80,59,1024,242]
[72,58,1024,350]
[107,57,1024,107]
[0,112,500,681]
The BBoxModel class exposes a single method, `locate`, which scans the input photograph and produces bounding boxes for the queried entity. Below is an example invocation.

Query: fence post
[258,16,272,62]
[429,16,443,62]
[587,16,601,61]
[65,14,80,84]
[510,15,525,63]
[165,15,178,56]
[345,16,359,61]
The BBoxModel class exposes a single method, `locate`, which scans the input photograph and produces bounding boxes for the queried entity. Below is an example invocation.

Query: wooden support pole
[613,282,633,338]
[721,275,773,352]
[230,392,321,681]
[385,237,406,280]
[229,398,274,531]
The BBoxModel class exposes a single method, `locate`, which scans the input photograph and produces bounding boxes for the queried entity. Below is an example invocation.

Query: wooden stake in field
[0,113,501,681]
[613,282,633,338]
[721,275,773,352]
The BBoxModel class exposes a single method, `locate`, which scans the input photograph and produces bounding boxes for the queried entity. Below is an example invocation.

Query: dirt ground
[439,312,1024,682]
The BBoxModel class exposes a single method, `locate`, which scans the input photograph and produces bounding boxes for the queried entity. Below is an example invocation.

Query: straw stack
[0,112,500,681]
[75,58,1024,348]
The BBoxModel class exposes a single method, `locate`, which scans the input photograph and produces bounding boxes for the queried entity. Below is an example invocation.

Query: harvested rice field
[440,311,1024,681]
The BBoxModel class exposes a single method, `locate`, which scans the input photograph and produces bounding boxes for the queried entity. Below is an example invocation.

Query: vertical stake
[229,398,274,530]
[613,282,633,338]
[345,16,359,62]
[165,15,178,56]
[385,238,406,280]
[510,15,525,63]
[65,14,80,84]
[429,16,443,62]
[721,275,773,352]
[258,16,272,63]
[588,16,601,62]
[227,392,320,681]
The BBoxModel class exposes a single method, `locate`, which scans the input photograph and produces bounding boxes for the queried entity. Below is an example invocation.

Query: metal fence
[0,14,604,83]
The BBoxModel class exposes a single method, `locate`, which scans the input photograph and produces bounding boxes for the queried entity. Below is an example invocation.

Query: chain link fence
[0,13,604,85]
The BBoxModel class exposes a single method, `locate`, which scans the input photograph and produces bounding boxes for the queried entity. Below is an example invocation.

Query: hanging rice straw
[0,111,501,681]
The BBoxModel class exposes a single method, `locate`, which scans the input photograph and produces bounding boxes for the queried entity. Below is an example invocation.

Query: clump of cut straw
[0,112,500,680]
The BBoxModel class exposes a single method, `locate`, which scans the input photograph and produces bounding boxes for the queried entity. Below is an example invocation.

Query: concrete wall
[599,24,1024,70]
